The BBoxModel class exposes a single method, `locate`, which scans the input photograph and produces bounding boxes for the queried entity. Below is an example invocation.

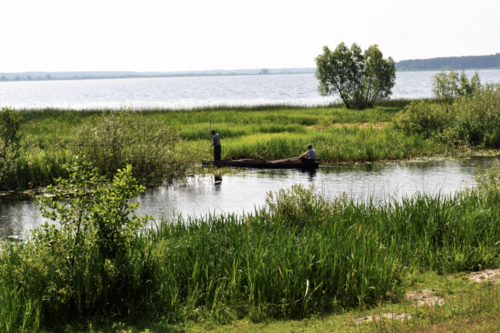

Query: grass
[3,181,500,331]
[1,101,452,191]
[51,273,500,332]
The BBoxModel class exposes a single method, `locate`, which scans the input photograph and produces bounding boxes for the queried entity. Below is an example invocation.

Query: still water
[1,156,498,238]
[1,70,500,110]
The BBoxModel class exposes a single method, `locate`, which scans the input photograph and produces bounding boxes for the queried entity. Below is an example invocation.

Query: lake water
[1,70,500,110]
[1,156,498,238]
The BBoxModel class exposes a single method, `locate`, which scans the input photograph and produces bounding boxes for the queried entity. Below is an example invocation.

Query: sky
[1,0,499,73]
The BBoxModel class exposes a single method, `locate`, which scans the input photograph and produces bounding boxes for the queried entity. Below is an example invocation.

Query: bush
[432,69,481,107]
[394,100,450,139]
[71,110,199,182]
[395,84,500,147]
[0,138,17,185]
[27,158,150,323]
[452,83,500,146]
[0,107,24,149]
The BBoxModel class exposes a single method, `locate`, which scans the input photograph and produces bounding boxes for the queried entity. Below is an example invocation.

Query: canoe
[210,158,319,169]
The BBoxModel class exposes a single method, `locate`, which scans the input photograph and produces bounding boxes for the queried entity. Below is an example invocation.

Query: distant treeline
[396,53,500,71]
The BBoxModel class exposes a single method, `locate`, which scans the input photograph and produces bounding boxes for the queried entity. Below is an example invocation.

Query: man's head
[307,144,312,150]
[211,130,216,135]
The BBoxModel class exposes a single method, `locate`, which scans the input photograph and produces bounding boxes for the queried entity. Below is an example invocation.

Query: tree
[315,42,396,109]
[431,68,481,107]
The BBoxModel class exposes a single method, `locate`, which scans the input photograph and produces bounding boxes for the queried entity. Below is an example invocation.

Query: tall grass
[0,103,447,190]
[2,180,500,330]
[221,126,447,162]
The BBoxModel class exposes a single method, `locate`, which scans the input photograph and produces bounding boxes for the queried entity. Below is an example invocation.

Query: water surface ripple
[1,156,498,238]
[1,70,500,110]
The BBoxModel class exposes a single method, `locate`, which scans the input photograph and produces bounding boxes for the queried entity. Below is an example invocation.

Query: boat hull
[210,159,320,169]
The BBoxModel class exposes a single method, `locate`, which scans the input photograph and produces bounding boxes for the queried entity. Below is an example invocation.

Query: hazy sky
[1,0,499,73]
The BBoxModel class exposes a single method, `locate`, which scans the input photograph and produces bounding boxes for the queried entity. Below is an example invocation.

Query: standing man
[298,144,316,163]
[210,130,221,161]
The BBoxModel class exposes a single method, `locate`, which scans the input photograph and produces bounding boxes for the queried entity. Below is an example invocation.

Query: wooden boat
[210,158,320,169]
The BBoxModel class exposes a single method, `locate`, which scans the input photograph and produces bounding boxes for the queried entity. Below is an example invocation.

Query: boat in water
[208,158,320,169]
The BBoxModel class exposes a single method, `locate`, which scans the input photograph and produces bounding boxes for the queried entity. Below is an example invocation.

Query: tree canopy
[315,42,396,109]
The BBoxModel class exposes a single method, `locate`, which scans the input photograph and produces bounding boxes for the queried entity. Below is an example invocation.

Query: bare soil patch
[405,289,445,306]
[468,269,500,284]
[354,313,412,324]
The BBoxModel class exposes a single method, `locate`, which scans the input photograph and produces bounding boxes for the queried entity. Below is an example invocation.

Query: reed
[2,104,446,191]
[2,180,500,330]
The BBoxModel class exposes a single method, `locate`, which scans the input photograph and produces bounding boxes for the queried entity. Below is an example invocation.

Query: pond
[1,156,498,238]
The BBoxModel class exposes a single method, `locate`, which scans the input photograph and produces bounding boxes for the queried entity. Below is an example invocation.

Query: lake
[1,70,500,110]
[1,156,498,238]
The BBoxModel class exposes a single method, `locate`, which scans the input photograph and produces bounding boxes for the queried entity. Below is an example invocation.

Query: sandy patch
[468,269,500,284]
[354,313,412,324]
[405,289,445,306]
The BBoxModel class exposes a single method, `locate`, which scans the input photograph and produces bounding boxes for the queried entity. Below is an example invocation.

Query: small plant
[264,184,345,228]
[472,161,500,202]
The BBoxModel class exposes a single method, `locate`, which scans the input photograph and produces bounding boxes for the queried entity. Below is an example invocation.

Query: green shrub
[395,84,500,147]
[0,138,17,185]
[0,107,24,149]
[432,69,481,107]
[451,84,500,146]
[393,100,449,139]
[71,110,201,182]
[27,158,149,323]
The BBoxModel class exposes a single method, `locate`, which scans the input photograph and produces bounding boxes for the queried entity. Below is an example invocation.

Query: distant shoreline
[0,71,316,83]
[396,67,500,72]
[1,68,500,83]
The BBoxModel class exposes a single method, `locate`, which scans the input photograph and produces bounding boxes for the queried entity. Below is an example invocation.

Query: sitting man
[210,130,221,161]
[299,144,316,163]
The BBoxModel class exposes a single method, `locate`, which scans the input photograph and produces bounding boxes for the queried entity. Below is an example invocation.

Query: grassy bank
[3,167,500,331]
[1,100,453,191]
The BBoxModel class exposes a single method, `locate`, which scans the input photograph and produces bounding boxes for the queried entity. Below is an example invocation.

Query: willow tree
[315,42,396,109]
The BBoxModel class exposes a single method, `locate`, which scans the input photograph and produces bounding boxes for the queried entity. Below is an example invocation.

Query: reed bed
[0,103,448,190]
[220,126,447,162]
[2,184,500,331]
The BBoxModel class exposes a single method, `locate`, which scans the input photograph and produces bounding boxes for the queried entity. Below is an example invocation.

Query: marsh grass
[3,179,500,331]
[1,103,449,190]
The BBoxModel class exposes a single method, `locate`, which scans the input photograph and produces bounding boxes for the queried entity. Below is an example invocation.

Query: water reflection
[300,168,317,181]
[1,156,499,238]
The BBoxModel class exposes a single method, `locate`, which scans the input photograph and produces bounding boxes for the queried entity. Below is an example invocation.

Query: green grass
[3,184,500,331]
[50,273,500,332]
[1,103,452,190]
